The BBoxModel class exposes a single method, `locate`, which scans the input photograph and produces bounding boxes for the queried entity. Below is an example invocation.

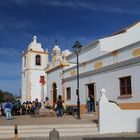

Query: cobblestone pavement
[0,113,97,125]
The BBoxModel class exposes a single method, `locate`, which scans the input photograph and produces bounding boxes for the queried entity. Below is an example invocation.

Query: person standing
[56,95,63,117]
[87,96,91,113]
[4,99,12,120]
[45,97,50,109]
[35,98,39,115]
[89,95,94,112]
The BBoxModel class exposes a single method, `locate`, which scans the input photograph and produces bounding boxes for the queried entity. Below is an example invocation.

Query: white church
[21,21,140,114]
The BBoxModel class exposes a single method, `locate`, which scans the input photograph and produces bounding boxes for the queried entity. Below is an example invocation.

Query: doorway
[52,83,57,106]
[87,83,95,112]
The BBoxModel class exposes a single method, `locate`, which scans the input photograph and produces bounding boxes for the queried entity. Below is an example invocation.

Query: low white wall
[99,88,140,134]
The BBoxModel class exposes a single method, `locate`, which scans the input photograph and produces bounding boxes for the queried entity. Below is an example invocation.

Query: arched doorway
[52,83,57,105]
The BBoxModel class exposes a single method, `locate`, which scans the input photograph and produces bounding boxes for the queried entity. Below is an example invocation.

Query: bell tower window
[35,55,41,65]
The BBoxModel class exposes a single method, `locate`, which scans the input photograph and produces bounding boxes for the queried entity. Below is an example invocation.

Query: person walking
[4,99,12,120]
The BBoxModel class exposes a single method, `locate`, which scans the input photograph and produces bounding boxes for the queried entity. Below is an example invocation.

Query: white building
[21,36,48,103]
[21,21,140,114]
[46,21,140,114]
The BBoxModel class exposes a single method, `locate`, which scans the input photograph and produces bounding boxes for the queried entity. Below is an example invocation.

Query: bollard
[14,124,18,140]
[49,128,59,140]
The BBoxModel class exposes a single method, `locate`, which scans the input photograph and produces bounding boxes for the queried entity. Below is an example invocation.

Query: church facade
[21,21,140,114]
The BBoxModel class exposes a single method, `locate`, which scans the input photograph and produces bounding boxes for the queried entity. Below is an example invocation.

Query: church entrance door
[87,83,95,112]
[52,83,57,106]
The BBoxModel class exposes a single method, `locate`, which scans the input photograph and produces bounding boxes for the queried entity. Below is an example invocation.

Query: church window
[35,55,41,65]
[66,87,71,100]
[119,76,132,96]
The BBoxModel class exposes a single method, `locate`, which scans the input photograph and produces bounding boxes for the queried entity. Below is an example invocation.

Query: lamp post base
[77,102,81,120]
[77,91,81,120]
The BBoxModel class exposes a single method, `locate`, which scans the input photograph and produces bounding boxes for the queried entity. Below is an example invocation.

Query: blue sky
[0,0,140,95]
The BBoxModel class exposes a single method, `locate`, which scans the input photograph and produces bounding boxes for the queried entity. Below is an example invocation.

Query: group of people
[45,95,64,117]
[0,95,94,120]
[0,98,42,118]
[0,95,65,120]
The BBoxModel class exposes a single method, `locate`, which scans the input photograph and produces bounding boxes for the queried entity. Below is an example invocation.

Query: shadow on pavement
[92,119,98,124]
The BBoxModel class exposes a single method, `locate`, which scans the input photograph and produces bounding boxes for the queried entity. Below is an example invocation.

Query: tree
[0,90,14,102]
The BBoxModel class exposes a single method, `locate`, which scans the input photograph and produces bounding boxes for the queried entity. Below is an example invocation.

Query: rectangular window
[119,76,132,96]
[66,87,71,100]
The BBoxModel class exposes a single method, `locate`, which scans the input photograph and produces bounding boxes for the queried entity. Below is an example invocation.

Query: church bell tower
[21,36,48,102]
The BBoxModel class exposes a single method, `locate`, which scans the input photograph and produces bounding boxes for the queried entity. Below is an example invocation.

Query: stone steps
[0,124,99,138]
[0,126,15,139]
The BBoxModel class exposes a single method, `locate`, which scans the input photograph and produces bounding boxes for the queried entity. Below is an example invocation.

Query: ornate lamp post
[73,41,82,119]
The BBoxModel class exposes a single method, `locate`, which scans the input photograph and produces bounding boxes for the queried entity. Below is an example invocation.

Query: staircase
[0,126,14,139]
[0,124,99,139]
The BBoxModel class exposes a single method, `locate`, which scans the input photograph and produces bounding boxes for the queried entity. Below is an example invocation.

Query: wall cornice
[22,50,48,57]
[64,40,140,73]
[63,56,140,82]
[45,62,69,73]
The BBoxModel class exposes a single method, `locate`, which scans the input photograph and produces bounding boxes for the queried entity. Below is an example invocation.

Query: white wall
[100,22,140,52]
[47,67,63,102]
[99,89,140,134]
[30,70,47,102]
[21,71,27,103]
[64,79,85,105]
[63,39,140,106]
[66,41,100,69]
[63,56,140,111]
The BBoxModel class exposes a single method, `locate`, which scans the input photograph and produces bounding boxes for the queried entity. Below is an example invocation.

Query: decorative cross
[39,76,46,85]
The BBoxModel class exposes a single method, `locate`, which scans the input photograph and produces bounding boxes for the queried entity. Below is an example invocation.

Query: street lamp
[73,41,82,119]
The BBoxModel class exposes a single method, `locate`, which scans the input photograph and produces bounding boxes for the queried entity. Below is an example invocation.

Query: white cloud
[1,0,139,15]
[37,0,140,15]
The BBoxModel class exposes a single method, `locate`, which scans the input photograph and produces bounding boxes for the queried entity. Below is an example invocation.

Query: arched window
[35,55,41,65]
